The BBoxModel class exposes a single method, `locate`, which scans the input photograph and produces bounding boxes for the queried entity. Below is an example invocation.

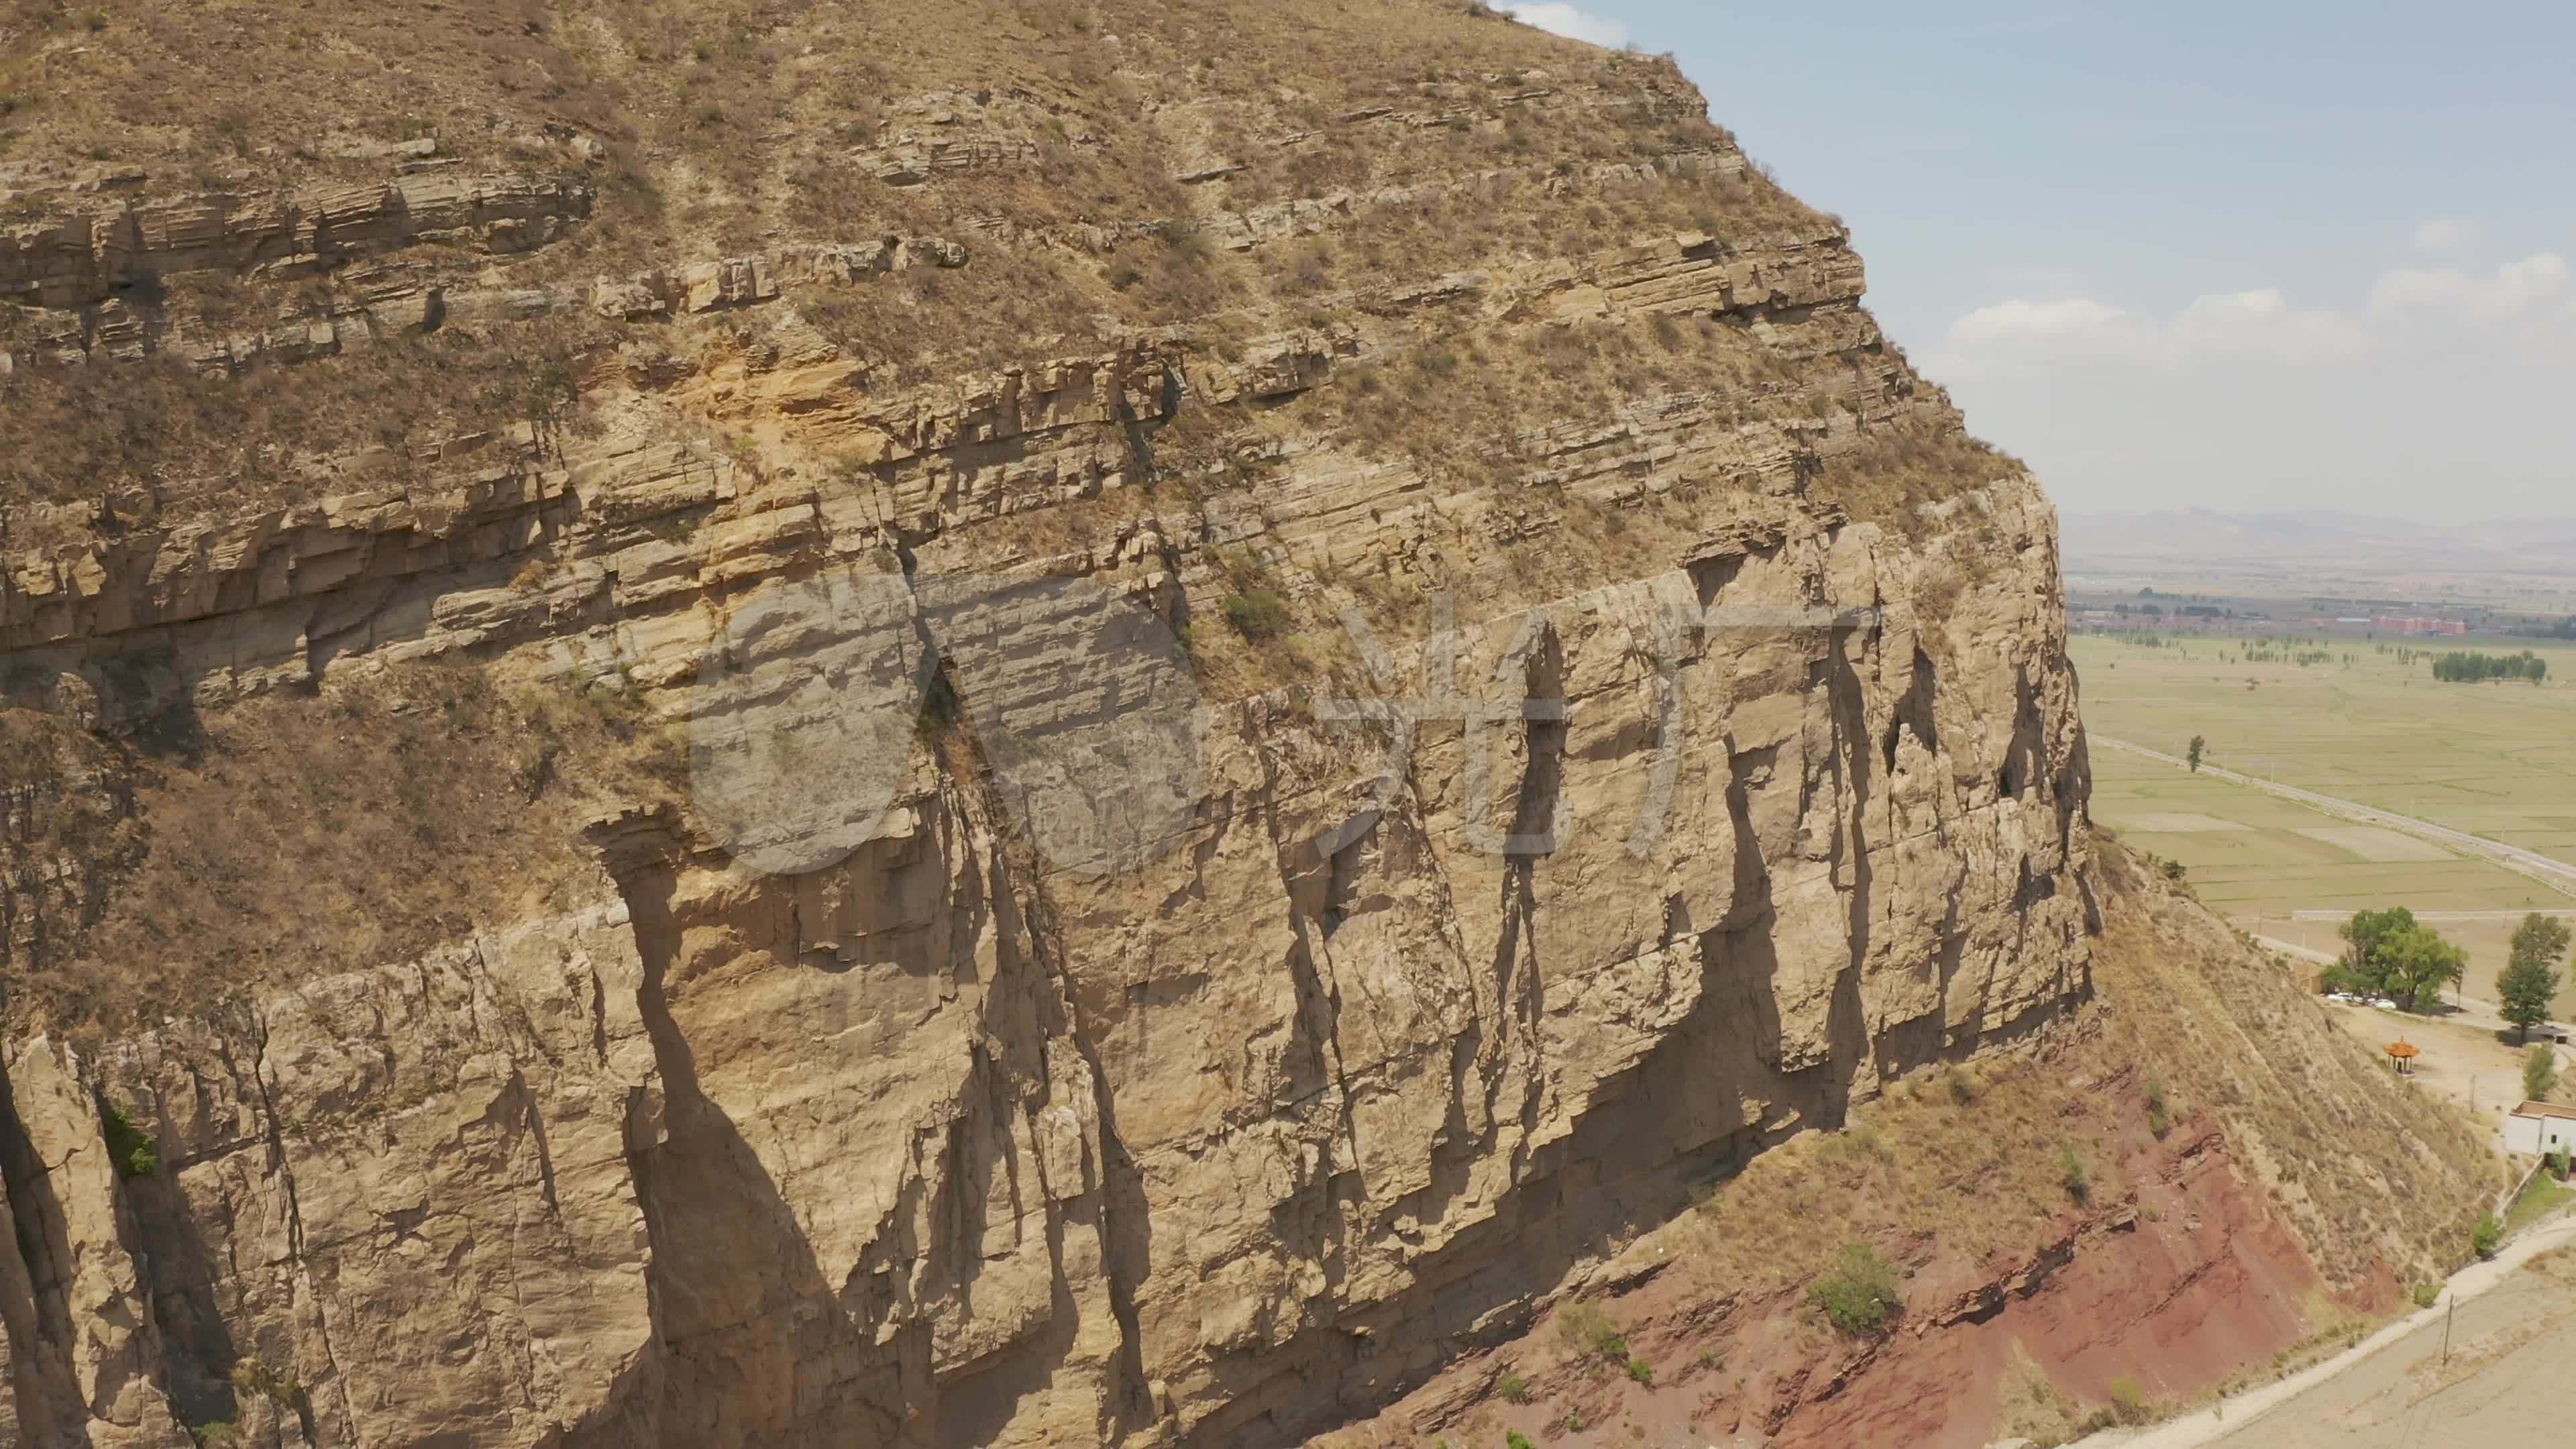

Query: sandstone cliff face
[0,5,2111,1445]
[0,498,2092,1447]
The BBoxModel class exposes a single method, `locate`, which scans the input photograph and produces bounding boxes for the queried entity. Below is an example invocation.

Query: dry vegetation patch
[2,662,682,1036]
[0,318,602,525]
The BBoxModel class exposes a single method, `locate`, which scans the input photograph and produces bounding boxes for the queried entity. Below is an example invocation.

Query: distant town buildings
[2063,589,2487,639]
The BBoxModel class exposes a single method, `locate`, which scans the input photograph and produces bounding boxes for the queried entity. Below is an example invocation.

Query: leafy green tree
[2525,1043,2559,1102]
[2187,735,2206,772]
[2432,649,2551,684]
[1809,1243,1902,1334]
[2498,913,2571,1041]
[2335,907,2418,996]
[2381,924,2467,1011]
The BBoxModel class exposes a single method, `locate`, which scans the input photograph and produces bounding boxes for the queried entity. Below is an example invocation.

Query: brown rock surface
[0,3,2489,1446]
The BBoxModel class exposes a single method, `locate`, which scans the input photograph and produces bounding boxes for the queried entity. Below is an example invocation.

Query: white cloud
[2369,253,2569,323]
[1945,297,2158,362]
[2166,288,2369,363]
[1504,3,1631,49]
[1939,288,2361,373]
[1934,250,2576,392]
[2412,217,2478,252]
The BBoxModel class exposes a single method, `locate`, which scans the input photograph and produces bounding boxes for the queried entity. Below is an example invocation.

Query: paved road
[2096,737,2576,898]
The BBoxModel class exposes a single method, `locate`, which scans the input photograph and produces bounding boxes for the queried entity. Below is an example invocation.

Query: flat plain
[2072,633,2576,1007]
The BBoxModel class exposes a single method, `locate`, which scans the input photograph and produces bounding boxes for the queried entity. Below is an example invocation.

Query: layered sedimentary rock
[3,497,2087,1446]
[0,172,592,310]
[0,6,2119,1446]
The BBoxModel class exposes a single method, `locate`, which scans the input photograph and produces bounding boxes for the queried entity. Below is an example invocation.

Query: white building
[2504,1101,2576,1157]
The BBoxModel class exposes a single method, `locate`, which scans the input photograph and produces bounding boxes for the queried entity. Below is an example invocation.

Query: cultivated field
[2073,633,2576,1013]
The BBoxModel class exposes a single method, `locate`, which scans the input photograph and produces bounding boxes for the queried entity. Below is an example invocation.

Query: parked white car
[2373,998,2399,1010]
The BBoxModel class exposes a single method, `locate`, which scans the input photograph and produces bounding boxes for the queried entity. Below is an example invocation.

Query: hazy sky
[1505,2,2576,521]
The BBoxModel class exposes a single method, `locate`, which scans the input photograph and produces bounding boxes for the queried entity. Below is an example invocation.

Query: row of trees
[2321,908,2467,1010]
[2322,908,2576,1037]
[2430,650,2550,684]
[2239,645,2343,667]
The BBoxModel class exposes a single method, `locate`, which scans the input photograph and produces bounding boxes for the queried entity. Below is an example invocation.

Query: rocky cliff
[0,4,2473,1447]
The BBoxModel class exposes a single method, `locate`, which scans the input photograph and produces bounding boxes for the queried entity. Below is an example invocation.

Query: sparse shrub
[1152,217,1207,260]
[2145,1078,2170,1138]
[1497,1372,1533,1404]
[2411,1282,2442,1309]
[1557,1301,1627,1362]
[1220,589,1291,641]
[231,1356,307,1411]
[1505,1433,1537,1449]
[2058,1144,2090,1203]
[2105,1376,2153,1424]
[1624,1356,1654,1386]
[2473,1210,2503,1259]
[1809,1242,1901,1334]
[101,1101,156,1179]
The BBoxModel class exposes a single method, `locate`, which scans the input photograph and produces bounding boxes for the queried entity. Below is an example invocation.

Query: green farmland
[2072,631,2576,1008]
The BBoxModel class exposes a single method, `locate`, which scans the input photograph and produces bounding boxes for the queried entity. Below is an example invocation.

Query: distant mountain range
[2061,509,2576,585]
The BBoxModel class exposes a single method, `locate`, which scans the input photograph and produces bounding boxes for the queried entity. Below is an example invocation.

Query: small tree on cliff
[2187,735,2207,772]
[2499,913,2571,1041]
[1809,1244,1901,1334]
